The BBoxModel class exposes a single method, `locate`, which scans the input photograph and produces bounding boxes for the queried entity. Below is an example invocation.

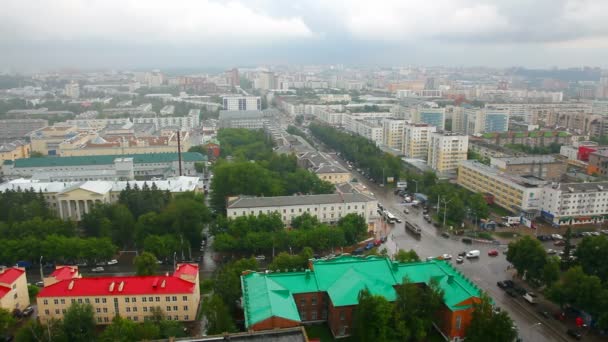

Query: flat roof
[493,155,561,165]
[4,152,206,168]
[227,193,374,209]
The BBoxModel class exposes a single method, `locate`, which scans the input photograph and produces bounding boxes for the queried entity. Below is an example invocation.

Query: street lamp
[39,256,44,282]
[441,198,452,228]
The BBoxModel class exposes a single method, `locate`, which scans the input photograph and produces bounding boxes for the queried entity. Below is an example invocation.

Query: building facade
[241,256,483,340]
[37,263,199,324]
[0,267,30,313]
[403,123,436,159]
[428,132,468,173]
[490,156,567,182]
[222,96,262,111]
[227,193,377,226]
[218,110,269,129]
[381,118,406,151]
[297,152,351,185]
[0,140,30,164]
[540,182,608,226]
[411,106,445,130]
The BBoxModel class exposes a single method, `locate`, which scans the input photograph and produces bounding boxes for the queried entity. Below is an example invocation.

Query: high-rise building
[64,81,80,99]
[381,118,406,151]
[255,71,276,91]
[145,70,164,88]
[460,107,509,134]
[403,123,436,159]
[428,132,468,173]
[222,96,261,111]
[411,106,445,130]
[225,68,240,87]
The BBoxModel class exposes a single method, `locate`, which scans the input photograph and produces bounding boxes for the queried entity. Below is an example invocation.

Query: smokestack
[177,131,183,176]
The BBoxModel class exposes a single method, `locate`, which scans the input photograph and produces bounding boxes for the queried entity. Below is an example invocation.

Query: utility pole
[39,255,44,282]
[442,198,452,228]
[177,130,183,176]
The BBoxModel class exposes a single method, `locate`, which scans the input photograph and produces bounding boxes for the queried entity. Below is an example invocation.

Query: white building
[411,106,445,130]
[540,182,608,226]
[160,105,175,115]
[428,132,468,173]
[218,110,268,129]
[403,123,436,159]
[226,193,378,225]
[382,118,406,151]
[64,82,80,99]
[458,107,510,134]
[222,96,261,111]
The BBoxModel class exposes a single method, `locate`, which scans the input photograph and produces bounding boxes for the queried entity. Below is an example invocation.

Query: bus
[384,211,397,224]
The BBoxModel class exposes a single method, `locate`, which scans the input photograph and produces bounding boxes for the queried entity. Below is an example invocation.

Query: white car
[106,259,118,265]
[546,249,557,255]
[440,254,453,260]
[92,267,104,273]
[551,234,563,240]
[456,256,464,264]
[255,255,266,261]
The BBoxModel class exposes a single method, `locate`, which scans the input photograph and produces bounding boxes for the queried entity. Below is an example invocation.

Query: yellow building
[428,132,468,173]
[0,267,30,312]
[37,263,200,324]
[58,132,191,157]
[30,125,79,155]
[0,140,30,164]
[297,151,351,185]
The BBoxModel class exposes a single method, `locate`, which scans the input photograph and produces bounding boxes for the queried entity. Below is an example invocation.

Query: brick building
[241,256,483,340]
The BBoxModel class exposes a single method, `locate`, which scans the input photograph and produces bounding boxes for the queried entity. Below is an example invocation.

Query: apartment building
[297,152,351,184]
[381,118,406,151]
[458,107,510,134]
[218,110,269,129]
[2,152,206,181]
[0,140,30,164]
[428,132,468,173]
[490,156,567,182]
[0,267,30,312]
[458,160,547,216]
[37,263,199,324]
[0,176,200,221]
[226,193,377,225]
[468,141,518,159]
[540,182,608,226]
[587,149,608,176]
[341,115,384,145]
[479,130,576,148]
[403,123,436,159]
[222,96,261,111]
[241,255,483,340]
[411,106,445,130]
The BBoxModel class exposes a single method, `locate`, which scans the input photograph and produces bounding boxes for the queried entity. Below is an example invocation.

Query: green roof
[241,255,483,328]
[5,152,206,168]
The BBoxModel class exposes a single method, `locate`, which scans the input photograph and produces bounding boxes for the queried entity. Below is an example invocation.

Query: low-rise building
[0,267,30,313]
[0,119,48,140]
[297,152,351,184]
[0,140,30,164]
[30,125,79,155]
[490,155,566,182]
[540,182,608,226]
[57,132,191,157]
[0,176,200,221]
[219,110,269,129]
[37,263,200,324]
[227,193,377,225]
[457,160,547,216]
[241,255,483,340]
[428,132,468,174]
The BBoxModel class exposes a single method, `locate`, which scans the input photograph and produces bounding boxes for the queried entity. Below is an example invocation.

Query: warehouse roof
[4,152,206,168]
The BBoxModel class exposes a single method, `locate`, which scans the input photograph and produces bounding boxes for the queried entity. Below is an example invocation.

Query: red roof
[173,263,198,278]
[38,275,195,298]
[50,266,79,281]
[0,285,10,299]
[0,267,24,285]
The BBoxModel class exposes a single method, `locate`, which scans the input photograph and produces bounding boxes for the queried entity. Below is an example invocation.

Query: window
[149,297,153,302]
[132,297,136,303]
[311,311,318,320]
[142,297,147,302]
[104,317,109,323]
[182,296,187,301]
[85,298,90,304]
[55,309,59,314]
[95,298,100,304]
[156,297,160,302]
[133,307,138,312]
[165,296,171,302]
[61,299,65,304]
[125,298,130,303]
[340,311,345,321]
[71,299,75,304]
[43,299,48,305]
[97,317,102,323]
[54,299,59,305]
[102,298,107,304]
[143,307,148,312]
[167,306,171,312]
[312,298,317,305]
[103,308,108,313]
[455,315,462,330]
[174,315,179,321]
[126,307,131,312]
[183,305,188,311]
[173,306,178,311]
[172,296,177,301]
[184,315,189,320]
[62,309,66,314]
[96,308,101,313]
[44,309,49,315]
[133,317,139,322]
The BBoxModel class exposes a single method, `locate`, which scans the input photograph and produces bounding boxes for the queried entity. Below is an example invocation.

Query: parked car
[554,240,565,246]
[255,255,266,261]
[461,238,473,244]
[352,247,364,255]
[551,234,563,240]
[538,310,551,319]
[395,218,402,223]
[513,285,527,296]
[488,250,499,257]
[566,329,582,340]
[21,306,34,317]
[106,259,118,265]
[466,250,480,258]
[523,293,536,304]
[439,254,452,260]
[547,249,557,254]
[506,288,518,297]
[92,267,104,273]
[537,235,551,241]
[457,251,467,257]
[441,232,450,238]
[403,208,410,214]
[373,239,382,247]
[497,281,511,289]
[456,256,464,264]
[35,281,44,287]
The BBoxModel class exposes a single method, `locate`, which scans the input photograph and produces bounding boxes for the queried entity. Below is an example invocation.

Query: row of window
[44,295,189,306]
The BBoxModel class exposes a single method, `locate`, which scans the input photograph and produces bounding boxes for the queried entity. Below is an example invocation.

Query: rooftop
[219,110,267,120]
[0,267,24,285]
[492,155,561,165]
[4,152,206,168]
[555,182,608,193]
[227,193,375,209]
[241,255,483,328]
[460,160,548,188]
[49,266,79,281]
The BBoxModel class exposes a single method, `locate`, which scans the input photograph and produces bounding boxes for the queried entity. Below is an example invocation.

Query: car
[461,237,473,244]
[380,236,387,243]
[551,234,563,240]
[523,292,536,304]
[255,255,266,261]
[503,280,514,288]
[352,247,364,255]
[373,239,382,247]
[538,310,551,319]
[547,248,557,254]
[21,306,34,317]
[513,285,527,296]
[426,256,435,261]
[35,281,44,287]
[488,249,499,256]
[456,256,464,264]
[497,281,509,289]
[457,251,467,257]
[566,329,582,340]
[466,250,480,258]
[440,254,453,260]
[506,288,518,297]
[537,234,551,241]
[364,242,374,250]
[92,267,104,273]
[106,259,118,265]
[554,240,565,246]
[395,218,402,223]
[403,209,410,214]
[441,232,450,238]
[591,231,600,236]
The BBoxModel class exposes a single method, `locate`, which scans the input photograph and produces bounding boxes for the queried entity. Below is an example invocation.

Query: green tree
[15,319,67,342]
[28,284,39,301]
[202,294,237,334]
[0,308,15,337]
[392,277,444,341]
[214,258,259,313]
[466,293,517,342]
[562,227,574,269]
[62,303,96,342]
[338,214,368,245]
[291,212,320,230]
[575,235,608,281]
[394,249,420,263]
[99,316,138,342]
[542,257,561,286]
[134,251,159,276]
[506,236,547,281]
[353,289,393,342]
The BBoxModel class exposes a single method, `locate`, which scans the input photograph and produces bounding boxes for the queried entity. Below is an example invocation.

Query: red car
[374,239,382,247]
[488,250,499,256]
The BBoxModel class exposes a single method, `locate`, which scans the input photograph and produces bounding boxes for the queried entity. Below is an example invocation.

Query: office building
[0,267,30,313]
[490,156,567,182]
[37,263,199,324]
[0,176,200,221]
[218,110,269,129]
[227,193,377,226]
[241,255,483,340]
[456,107,509,135]
[540,182,608,226]
[411,106,445,130]
[427,132,468,173]
[381,118,406,151]
[64,81,80,99]
[457,160,547,216]
[222,96,261,111]
[403,123,436,159]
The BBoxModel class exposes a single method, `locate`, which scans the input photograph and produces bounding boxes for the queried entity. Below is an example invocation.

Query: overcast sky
[2,0,608,71]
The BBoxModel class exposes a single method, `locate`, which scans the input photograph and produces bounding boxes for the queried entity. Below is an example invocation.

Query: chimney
[447,275,454,284]
[305,269,311,279]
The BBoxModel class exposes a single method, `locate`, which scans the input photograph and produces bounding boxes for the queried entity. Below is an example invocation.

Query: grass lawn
[305,324,354,342]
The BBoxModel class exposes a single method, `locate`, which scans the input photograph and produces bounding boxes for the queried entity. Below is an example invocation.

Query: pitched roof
[49,266,79,281]
[173,263,199,278]
[241,256,483,328]
[5,152,206,168]
[38,275,195,297]
[0,267,25,285]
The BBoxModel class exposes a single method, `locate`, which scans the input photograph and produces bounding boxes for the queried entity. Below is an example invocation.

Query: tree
[214,258,259,313]
[28,284,39,300]
[466,293,517,342]
[394,249,420,263]
[353,289,393,342]
[15,319,67,342]
[202,295,237,334]
[338,214,368,245]
[62,303,95,342]
[392,277,444,341]
[506,236,548,282]
[562,227,574,269]
[134,251,159,276]
[0,308,15,337]
[542,257,561,286]
[291,212,320,230]
[575,235,608,281]
[100,316,137,342]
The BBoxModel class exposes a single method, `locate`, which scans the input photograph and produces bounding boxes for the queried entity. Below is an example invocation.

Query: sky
[2,0,608,71]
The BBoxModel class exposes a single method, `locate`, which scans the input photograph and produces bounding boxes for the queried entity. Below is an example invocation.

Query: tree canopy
[466,293,517,342]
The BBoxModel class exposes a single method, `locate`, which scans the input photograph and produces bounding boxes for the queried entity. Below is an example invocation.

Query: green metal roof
[5,152,206,168]
[240,255,483,328]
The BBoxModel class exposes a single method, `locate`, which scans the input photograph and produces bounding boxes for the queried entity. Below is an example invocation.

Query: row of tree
[309,123,403,184]
[212,212,369,255]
